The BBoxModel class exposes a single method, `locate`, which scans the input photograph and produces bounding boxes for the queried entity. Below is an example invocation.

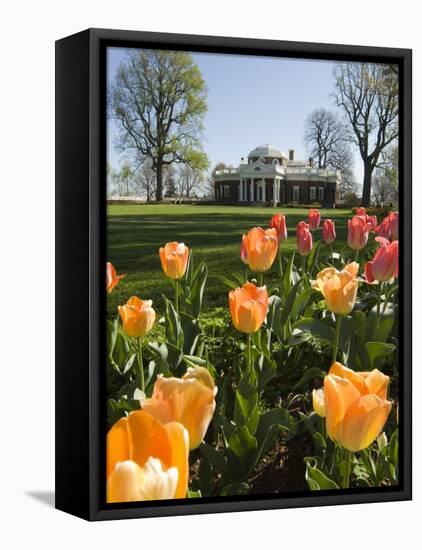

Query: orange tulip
[106,410,189,502]
[142,366,217,450]
[313,262,359,315]
[270,213,287,241]
[229,282,268,334]
[241,227,278,272]
[118,296,156,338]
[322,219,336,244]
[308,209,321,230]
[322,362,391,452]
[106,262,126,293]
[365,237,398,283]
[348,215,371,250]
[159,242,189,280]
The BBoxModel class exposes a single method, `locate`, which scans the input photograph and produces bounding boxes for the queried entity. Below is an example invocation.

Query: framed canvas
[55,28,412,521]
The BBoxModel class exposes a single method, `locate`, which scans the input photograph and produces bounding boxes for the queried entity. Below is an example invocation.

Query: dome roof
[248,144,284,159]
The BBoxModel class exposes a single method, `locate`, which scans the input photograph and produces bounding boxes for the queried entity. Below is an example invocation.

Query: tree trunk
[361,162,373,207]
[156,160,163,201]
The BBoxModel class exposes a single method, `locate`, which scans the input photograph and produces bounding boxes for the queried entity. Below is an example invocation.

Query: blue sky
[107,48,363,184]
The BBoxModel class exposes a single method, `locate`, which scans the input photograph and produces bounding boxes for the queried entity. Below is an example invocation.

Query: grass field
[106,204,355,316]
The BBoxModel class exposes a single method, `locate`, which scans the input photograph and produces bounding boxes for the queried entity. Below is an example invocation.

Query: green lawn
[107,204,354,316]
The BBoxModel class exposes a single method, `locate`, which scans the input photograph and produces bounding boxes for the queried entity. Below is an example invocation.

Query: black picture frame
[55,28,412,521]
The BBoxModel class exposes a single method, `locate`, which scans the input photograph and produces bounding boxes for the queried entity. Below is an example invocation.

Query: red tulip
[348,215,371,250]
[270,213,287,241]
[355,207,366,217]
[322,219,336,244]
[296,221,309,236]
[297,224,313,256]
[308,209,321,230]
[365,237,399,282]
[367,215,378,232]
[388,212,399,241]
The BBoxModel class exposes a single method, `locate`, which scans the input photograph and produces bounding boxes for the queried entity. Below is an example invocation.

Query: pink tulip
[348,215,371,250]
[308,209,321,230]
[322,219,336,244]
[296,221,309,236]
[367,215,378,232]
[355,207,366,217]
[297,225,313,256]
[270,213,287,241]
[375,217,391,239]
[388,212,399,241]
[365,237,399,282]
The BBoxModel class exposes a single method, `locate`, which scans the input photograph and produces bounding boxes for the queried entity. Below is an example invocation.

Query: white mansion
[214,144,341,207]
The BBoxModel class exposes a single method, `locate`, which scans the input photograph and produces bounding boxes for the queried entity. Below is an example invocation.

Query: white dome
[248,144,284,159]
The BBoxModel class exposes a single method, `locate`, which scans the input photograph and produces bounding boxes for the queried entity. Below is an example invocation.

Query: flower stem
[354,249,359,263]
[332,314,342,364]
[137,337,145,392]
[247,334,253,372]
[278,246,283,281]
[301,254,307,276]
[343,449,352,489]
[258,272,264,287]
[175,279,179,313]
[330,244,334,264]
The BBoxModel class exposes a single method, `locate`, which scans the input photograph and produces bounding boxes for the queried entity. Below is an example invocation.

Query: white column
[250,179,254,202]
[273,179,277,203]
[262,180,266,202]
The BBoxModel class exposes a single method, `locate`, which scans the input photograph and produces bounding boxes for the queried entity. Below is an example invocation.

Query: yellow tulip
[313,262,359,315]
[323,362,391,452]
[106,410,189,502]
[241,227,278,272]
[312,388,326,417]
[118,296,156,338]
[159,242,189,280]
[141,367,217,450]
[229,282,268,334]
[107,458,179,503]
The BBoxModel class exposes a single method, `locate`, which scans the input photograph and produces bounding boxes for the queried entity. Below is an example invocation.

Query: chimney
[309,157,314,167]
[289,149,295,161]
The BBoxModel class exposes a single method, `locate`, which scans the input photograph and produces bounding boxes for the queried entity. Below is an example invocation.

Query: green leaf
[365,303,395,343]
[180,312,201,356]
[220,482,250,496]
[186,262,208,318]
[279,279,303,328]
[162,294,182,347]
[365,342,395,370]
[293,367,326,390]
[226,426,258,480]
[307,238,323,273]
[290,318,336,345]
[234,371,259,435]
[200,442,229,476]
[283,250,295,296]
[213,274,239,290]
[304,458,339,490]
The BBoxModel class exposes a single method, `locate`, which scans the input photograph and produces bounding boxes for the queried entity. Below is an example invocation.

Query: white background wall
[0,1,419,547]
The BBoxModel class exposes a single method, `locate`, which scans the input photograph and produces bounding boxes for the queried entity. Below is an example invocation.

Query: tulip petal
[341,394,392,452]
[107,460,145,503]
[363,369,390,400]
[128,410,173,468]
[324,374,361,442]
[107,417,131,479]
[165,422,189,498]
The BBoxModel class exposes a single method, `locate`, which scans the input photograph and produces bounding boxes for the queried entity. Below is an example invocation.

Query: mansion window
[293,186,300,202]
[318,187,324,200]
[224,185,230,198]
[310,186,316,200]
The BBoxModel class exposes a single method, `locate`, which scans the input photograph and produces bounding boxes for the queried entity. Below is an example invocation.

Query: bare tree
[133,158,156,201]
[304,109,356,200]
[333,63,399,206]
[177,164,204,198]
[109,49,209,201]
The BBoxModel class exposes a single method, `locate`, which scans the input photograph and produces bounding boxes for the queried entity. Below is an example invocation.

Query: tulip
[348,215,371,250]
[296,221,309,235]
[142,367,217,450]
[229,282,268,334]
[388,212,399,241]
[355,207,366,217]
[367,215,378,232]
[375,217,391,239]
[313,388,326,417]
[159,242,189,280]
[106,262,126,293]
[107,410,189,501]
[118,296,156,338]
[296,224,313,256]
[313,262,359,315]
[308,209,321,230]
[241,227,278,272]
[107,458,179,503]
[365,237,398,283]
[270,213,287,241]
[322,219,336,244]
[323,362,391,452]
